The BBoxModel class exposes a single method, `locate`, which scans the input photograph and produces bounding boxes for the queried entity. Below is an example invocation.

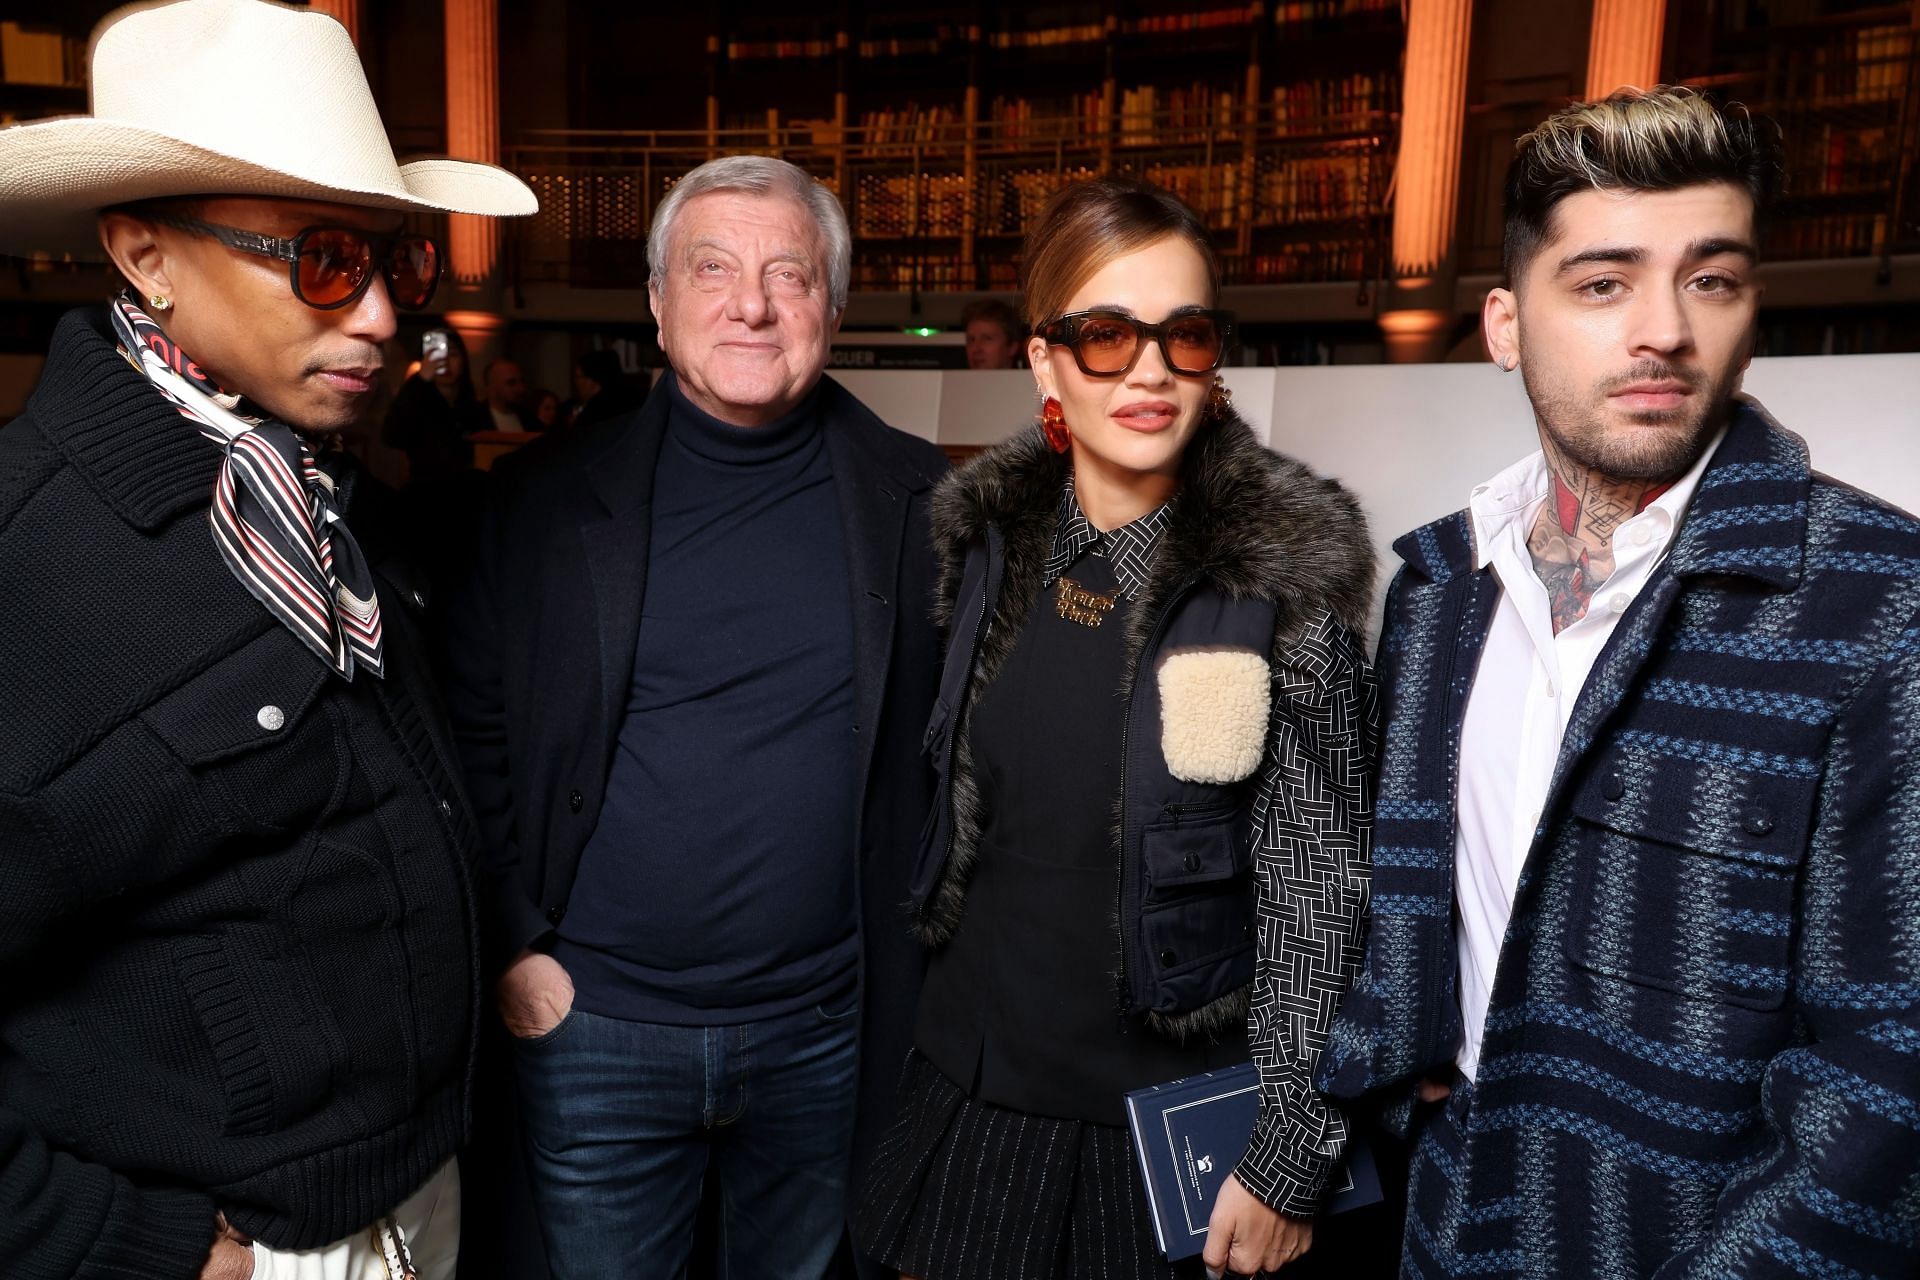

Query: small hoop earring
[148,293,172,312]
[1039,396,1070,453]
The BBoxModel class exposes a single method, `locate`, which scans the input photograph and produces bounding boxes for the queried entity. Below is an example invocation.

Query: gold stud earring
[148,293,172,312]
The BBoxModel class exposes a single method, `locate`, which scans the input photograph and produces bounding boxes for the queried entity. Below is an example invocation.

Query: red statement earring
[1040,397,1070,453]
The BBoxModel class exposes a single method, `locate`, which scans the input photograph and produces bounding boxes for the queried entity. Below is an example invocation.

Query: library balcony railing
[499,101,1398,297]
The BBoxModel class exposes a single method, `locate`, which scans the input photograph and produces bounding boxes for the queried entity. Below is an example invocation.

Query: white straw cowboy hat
[0,0,536,255]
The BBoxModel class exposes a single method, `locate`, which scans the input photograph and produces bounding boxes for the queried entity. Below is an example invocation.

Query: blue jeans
[513,995,859,1280]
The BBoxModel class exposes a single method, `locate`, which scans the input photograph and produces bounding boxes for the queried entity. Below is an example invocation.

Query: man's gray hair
[647,155,852,313]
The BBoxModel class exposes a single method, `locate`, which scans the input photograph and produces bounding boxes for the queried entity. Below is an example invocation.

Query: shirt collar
[1043,472,1170,600]
[1467,423,1730,571]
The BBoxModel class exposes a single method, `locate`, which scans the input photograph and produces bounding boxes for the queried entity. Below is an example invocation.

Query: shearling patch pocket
[1158,649,1270,784]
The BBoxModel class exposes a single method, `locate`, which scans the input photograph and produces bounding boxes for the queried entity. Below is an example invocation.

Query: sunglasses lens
[1075,315,1140,374]
[1164,316,1226,373]
[296,229,373,306]
[385,236,441,310]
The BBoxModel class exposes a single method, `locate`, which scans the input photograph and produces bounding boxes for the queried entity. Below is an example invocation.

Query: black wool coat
[440,372,948,1195]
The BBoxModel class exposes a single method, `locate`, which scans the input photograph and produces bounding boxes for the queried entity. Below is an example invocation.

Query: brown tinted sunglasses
[142,212,443,312]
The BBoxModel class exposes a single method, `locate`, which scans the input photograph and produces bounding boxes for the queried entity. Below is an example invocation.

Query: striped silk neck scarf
[108,296,385,680]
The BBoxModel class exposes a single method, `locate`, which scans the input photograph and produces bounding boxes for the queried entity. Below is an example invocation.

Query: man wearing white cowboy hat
[0,1,534,1278]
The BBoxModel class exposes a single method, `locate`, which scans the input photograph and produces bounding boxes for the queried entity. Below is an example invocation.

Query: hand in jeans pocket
[498,950,575,1039]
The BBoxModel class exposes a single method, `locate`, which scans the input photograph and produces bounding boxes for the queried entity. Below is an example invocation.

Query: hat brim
[0,115,538,257]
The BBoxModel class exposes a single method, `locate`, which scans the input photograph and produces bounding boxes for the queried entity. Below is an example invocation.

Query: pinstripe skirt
[851,1050,1204,1280]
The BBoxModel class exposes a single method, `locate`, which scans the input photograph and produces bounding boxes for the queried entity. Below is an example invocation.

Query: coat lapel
[1541,402,1812,808]
[577,393,669,764]
[821,380,931,815]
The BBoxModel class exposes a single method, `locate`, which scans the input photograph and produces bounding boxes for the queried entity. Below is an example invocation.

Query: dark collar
[27,307,221,533]
[664,374,822,466]
[934,414,1377,638]
[583,370,943,520]
[1394,399,1811,591]
[1043,472,1170,600]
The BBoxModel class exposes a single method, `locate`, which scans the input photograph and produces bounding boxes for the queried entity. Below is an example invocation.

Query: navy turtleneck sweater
[554,377,858,1024]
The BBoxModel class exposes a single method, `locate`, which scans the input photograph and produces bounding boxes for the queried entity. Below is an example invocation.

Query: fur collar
[932,413,1375,640]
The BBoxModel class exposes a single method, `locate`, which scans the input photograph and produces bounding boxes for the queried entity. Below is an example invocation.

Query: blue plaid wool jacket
[1317,402,1920,1278]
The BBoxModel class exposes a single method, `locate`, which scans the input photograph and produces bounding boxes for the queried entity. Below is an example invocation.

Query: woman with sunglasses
[853,178,1378,1279]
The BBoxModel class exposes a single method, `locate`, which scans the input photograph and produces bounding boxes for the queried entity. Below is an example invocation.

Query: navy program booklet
[1125,1063,1383,1260]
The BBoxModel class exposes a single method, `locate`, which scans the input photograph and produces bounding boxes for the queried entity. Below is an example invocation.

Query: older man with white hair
[444,155,948,1276]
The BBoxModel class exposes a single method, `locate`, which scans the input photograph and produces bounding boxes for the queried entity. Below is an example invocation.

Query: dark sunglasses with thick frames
[140,212,444,312]
[1039,308,1237,377]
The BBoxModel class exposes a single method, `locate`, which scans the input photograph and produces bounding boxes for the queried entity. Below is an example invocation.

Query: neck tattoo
[1529,453,1674,635]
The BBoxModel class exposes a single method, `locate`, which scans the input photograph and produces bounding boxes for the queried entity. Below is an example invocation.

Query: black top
[916,498,1248,1126]
[0,308,479,1270]
[554,378,859,1023]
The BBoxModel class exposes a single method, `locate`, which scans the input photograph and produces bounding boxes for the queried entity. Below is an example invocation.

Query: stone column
[1381,0,1474,362]
[443,0,504,364]
[1585,0,1666,99]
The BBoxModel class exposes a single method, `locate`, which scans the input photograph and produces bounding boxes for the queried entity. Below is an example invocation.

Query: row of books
[987,92,1110,143]
[983,0,1394,48]
[850,239,1384,291]
[1273,0,1398,28]
[856,31,964,59]
[856,104,966,148]
[1242,242,1375,281]
[995,73,1396,148]
[841,152,1381,239]
[851,255,981,290]
[1140,161,1248,225]
[0,22,83,88]
[1254,153,1380,224]
[1271,72,1397,128]
[1846,26,1911,102]
[724,38,835,60]
[1118,83,1244,143]
[1787,124,1898,198]
[1770,212,1894,260]
[1747,27,1914,108]
[988,22,1105,50]
[1128,7,1254,36]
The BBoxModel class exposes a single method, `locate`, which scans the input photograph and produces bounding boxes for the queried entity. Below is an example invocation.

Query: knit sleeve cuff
[81,1180,217,1280]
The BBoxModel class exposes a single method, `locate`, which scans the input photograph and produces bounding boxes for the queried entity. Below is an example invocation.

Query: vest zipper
[1160,800,1236,822]
[1117,580,1197,1021]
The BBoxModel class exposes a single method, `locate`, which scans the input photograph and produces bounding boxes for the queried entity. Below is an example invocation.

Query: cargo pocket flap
[1570,749,1817,871]
[141,628,332,765]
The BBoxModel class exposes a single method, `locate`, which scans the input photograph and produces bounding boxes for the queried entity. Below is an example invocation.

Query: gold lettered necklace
[1055,577,1118,627]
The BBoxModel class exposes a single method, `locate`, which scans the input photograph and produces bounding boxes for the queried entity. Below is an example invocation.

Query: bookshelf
[1671,2,1918,265]
[508,0,1405,296]
[0,21,85,127]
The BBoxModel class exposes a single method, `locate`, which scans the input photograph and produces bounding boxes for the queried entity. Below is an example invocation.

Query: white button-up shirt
[1452,429,1724,1082]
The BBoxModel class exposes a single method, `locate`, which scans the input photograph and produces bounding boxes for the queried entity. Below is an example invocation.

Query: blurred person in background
[959,296,1024,369]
